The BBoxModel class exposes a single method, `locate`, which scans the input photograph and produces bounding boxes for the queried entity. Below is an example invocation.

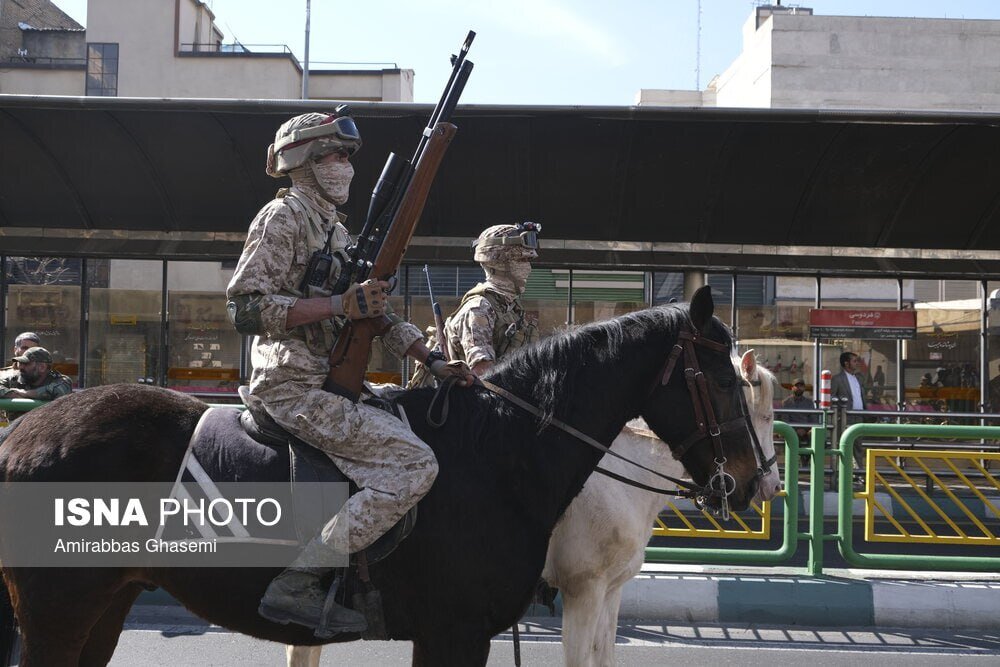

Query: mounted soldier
[226,110,474,637]
[411,222,539,385]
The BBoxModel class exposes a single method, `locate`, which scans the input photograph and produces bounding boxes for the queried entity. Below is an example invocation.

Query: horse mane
[484,305,697,426]
[749,363,776,410]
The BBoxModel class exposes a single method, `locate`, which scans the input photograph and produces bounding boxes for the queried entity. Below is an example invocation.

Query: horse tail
[0,572,19,666]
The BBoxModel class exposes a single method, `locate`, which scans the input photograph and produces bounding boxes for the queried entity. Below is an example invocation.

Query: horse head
[638,286,761,514]
[739,350,782,503]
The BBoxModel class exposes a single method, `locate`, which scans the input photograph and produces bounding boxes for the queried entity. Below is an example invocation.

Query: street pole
[301,0,311,99]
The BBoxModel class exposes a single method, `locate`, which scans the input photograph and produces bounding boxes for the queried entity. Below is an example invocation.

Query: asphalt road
[106,615,1000,666]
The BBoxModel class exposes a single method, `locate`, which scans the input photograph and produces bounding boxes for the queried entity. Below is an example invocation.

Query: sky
[53,1,1000,105]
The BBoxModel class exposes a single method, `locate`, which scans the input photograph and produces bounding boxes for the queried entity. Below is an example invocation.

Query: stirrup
[314,573,367,638]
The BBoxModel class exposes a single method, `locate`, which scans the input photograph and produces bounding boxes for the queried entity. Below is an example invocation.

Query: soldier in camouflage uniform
[413,224,539,384]
[0,346,72,400]
[226,111,474,636]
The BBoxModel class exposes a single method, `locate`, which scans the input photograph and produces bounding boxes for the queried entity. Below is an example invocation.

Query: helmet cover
[473,222,541,263]
[266,112,362,178]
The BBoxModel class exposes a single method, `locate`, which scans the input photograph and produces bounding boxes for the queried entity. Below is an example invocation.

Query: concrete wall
[769,15,1000,111]
[0,1,409,102]
[713,13,773,108]
[307,69,414,102]
[86,0,173,95]
[646,12,1000,113]
[634,89,711,107]
[81,0,409,101]
[0,66,82,94]
[381,69,413,103]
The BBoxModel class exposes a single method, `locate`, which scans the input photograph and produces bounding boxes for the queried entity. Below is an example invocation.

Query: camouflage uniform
[227,179,433,555]
[444,275,536,367]
[447,224,539,368]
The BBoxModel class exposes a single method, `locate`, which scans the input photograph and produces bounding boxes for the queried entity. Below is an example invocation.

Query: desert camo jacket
[226,187,422,399]
[444,280,528,368]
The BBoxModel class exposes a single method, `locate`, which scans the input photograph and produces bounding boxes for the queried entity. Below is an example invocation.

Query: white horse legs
[561,583,609,667]
[287,645,320,667]
[594,586,623,666]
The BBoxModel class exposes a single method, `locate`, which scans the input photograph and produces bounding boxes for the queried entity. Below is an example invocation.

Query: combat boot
[258,567,367,635]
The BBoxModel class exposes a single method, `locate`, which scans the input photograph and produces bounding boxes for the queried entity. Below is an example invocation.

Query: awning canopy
[4,95,1000,277]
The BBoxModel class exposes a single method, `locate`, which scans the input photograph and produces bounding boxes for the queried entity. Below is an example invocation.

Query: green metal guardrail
[836,422,1000,573]
[0,398,45,415]
[644,421,801,566]
[648,421,1000,575]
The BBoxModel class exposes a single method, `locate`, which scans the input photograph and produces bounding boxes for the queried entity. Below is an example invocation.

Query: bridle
[470,322,771,521]
[738,374,779,485]
[648,326,774,519]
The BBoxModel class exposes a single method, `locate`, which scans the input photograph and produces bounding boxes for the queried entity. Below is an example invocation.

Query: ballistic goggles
[274,114,362,157]
[474,222,542,251]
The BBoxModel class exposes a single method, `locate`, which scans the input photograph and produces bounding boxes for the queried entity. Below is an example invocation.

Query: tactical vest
[407,286,535,389]
[450,285,536,360]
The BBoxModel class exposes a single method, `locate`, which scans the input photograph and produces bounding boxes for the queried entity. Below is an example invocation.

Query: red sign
[809,309,916,340]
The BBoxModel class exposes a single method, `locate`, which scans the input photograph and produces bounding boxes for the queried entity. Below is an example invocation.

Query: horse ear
[741,349,756,379]
[689,285,714,331]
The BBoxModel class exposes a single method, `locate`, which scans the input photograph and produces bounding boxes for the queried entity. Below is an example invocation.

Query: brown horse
[0,287,762,666]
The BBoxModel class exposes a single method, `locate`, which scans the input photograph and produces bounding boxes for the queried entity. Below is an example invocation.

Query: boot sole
[258,602,367,635]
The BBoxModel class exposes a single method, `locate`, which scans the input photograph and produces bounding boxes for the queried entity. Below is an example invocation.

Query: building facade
[0,0,413,100]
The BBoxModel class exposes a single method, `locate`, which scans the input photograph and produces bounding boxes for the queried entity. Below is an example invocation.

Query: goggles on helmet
[474,222,542,251]
[274,115,361,157]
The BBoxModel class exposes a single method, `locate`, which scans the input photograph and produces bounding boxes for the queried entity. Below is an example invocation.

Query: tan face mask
[311,160,354,205]
[485,262,532,295]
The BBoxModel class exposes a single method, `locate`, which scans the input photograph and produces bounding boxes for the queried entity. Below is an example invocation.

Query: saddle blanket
[156,404,416,564]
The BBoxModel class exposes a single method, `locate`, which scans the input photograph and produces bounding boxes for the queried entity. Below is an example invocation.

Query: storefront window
[987,281,1000,413]
[736,275,814,405]
[4,257,83,384]
[652,272,684,305]
[166,261,242,396]
[706,274,733,326]
[521,267,569,336]
[569,269,646,325]
[86,260,162,387]
[904,279,981,415]
[819,278,900,411]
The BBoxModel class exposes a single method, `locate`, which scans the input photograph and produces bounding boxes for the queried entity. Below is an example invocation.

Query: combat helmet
[266,107,361,178]
[473,222,541,263]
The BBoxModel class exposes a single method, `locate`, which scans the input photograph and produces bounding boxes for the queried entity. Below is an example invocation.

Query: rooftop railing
[178,42,294,55]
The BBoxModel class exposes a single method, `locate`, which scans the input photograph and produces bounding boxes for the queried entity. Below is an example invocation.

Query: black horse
[0,287,761,666]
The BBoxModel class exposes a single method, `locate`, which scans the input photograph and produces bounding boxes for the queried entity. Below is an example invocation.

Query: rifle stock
[323,123,458,400]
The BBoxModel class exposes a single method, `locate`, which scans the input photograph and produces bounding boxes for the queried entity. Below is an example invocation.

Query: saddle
[180,391,416,565]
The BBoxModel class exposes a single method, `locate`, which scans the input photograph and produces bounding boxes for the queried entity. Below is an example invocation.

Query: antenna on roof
[696,0,702,90]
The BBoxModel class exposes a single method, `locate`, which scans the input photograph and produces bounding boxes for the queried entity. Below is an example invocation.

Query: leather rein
[465,324,773,521]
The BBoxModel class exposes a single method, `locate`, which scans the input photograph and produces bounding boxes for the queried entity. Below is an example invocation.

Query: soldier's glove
[331,279,390,320]
[429,358,476,388]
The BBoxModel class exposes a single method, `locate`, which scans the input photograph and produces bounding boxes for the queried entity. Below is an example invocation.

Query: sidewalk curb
[618,571,1000,630]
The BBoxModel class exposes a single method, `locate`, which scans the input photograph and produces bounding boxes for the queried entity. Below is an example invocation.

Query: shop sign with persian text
[809,309,916,340]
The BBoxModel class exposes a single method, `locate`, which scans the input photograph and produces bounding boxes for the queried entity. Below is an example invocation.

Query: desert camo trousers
[261,386,437,556]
